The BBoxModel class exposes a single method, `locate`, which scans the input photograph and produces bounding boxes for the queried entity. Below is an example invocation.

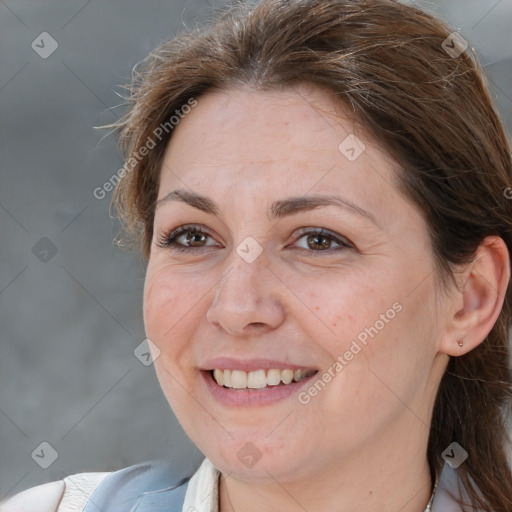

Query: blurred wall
[1,0,511,499]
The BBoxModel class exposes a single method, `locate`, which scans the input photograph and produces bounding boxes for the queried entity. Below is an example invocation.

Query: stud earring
[457,339,464,347]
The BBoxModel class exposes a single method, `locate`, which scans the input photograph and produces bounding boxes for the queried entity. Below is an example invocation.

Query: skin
[143,83,509,512]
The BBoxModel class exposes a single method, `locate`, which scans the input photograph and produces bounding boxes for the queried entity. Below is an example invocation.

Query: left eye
[292,228,352,252]
[156,225,352,253]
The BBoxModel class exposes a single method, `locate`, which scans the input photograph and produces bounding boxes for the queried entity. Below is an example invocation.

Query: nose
[206,255,285,337]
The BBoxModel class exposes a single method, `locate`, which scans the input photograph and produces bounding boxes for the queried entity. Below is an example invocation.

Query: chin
[192,429,315,482]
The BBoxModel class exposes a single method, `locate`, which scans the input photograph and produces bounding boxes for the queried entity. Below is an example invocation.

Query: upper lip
[201,357,318,372]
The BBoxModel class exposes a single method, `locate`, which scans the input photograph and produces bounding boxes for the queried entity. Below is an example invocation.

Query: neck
[218,419,433,512]
[220,465,432,512]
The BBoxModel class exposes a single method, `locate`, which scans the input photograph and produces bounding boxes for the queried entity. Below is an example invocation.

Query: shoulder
[0,460,193,512]
[82,459,191,511]
[0,472,108,512]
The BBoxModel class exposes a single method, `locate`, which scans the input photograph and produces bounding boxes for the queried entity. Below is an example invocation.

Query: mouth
[208,368,318,390]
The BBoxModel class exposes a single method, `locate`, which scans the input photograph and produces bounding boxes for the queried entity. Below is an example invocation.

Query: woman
[2,0,511,511]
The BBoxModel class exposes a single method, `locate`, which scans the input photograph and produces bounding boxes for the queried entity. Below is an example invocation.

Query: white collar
[182,458,479,512]
[183,458,220,512]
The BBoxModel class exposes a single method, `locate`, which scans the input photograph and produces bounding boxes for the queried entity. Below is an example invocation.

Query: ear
[439,235,510,356]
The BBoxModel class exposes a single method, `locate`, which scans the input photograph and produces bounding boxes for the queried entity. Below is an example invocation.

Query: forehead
[167,85,357,160]
[162,85,392,183]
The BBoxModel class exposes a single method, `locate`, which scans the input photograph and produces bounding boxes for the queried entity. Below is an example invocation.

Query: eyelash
[155,224,353,254]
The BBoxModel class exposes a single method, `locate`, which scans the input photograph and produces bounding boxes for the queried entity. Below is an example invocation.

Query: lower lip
[201,370,318,407]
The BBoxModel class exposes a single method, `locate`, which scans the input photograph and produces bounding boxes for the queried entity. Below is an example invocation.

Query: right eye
[155,224,221,252]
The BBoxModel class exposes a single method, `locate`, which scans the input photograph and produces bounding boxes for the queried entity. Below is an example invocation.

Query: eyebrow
[155,189,379,226]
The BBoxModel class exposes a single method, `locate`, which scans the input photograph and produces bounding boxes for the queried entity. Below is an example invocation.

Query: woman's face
[143,84,449,482]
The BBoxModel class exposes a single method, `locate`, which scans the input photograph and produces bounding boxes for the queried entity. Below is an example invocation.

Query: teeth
[247,369,267,389]
[267,369,281,386]
[231,370,247,389]
[213,369,224,386]
[293,369,306,382]
[281,369,293,384]
[211,368,315,389]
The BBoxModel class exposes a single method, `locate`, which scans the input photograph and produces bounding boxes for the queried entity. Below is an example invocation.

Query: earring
[457,339,464,347]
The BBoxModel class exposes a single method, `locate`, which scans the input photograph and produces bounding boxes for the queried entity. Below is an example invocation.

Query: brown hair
[107,0,512,509]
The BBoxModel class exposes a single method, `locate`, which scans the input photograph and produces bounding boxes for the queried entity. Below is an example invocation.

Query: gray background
[1,0,511,500]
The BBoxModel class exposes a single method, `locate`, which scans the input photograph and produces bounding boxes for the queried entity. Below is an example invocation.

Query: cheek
[143,269,200,410]
[143,274,173,341]
[143,266,196,348]
[143,263,224,372]
[296,265,431,399]
[296,274,382,346]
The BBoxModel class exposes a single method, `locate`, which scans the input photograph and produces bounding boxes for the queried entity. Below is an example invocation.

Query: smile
[211,368,317,389]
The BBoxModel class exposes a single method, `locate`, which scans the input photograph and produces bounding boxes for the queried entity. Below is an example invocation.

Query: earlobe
[439,235,510,357]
